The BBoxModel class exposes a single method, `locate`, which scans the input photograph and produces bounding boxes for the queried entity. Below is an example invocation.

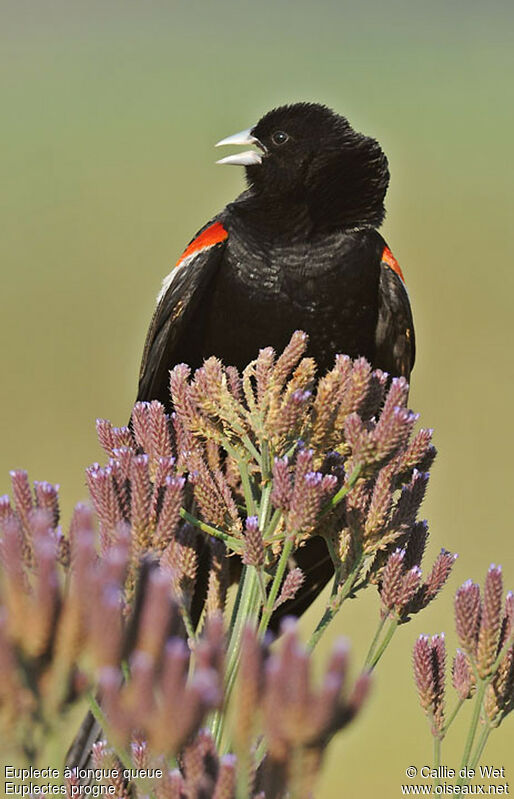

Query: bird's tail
[65,711,103,781]
[268,534,333,633]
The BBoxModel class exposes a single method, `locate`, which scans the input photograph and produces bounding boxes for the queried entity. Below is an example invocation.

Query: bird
[66,102,415,774]
[138,102,413,404]
[136,101,415,627]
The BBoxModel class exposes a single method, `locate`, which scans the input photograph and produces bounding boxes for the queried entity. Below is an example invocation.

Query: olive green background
[1,1,513,795]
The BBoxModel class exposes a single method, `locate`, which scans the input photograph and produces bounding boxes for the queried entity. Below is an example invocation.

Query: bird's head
[216,102,390,230]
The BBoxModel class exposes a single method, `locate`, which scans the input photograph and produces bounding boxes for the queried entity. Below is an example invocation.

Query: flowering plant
[413,566,513,790]
[0,331,474,798]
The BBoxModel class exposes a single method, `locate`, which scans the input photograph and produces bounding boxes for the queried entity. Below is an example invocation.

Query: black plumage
[139,103,413,402]
[66,103,415,776]
[137,102,415,627]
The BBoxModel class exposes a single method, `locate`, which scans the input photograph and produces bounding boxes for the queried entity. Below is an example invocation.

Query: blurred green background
[2,0,513,794]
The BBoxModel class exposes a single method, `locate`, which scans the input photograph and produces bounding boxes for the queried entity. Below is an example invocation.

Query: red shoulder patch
[381,246,405,284]
[176,221,228,268]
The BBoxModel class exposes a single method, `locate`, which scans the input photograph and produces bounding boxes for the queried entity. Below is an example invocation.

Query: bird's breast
[225,228,352,298]
[201,226,381,372]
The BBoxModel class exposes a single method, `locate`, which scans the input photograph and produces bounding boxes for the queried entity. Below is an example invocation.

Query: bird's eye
[271,130,289,146]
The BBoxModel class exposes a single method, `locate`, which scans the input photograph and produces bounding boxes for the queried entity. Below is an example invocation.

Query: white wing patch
[156,221,229,305]
[156,252,196,304]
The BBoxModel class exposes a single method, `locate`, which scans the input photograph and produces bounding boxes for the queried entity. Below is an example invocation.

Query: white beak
[215,128,265,165]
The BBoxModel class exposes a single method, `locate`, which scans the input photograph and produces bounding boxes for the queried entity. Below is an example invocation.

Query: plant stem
[179,508,242,551]
[238,456,258,517]
[180,604,196,644]
[86,691,133,771]
[325,534,340,570]
[211,565,261,748]
[324,464,362,512]
[367,618,398,670]
[254,735,267,767]
[264,508,283,541]
[261,437,271,481]
[258,480,273,531]
[469,723,491,771]
[491,632,514,674]
[456,678,487,786]
[433,735,442,789]
[307,553,365,651]
[305,464,366,650]
[256,568,268,605]
[442,699,464,735]
[363,614,388,670]
[242,434,262,467]
[228,569,246,640]
[258,537,294,636]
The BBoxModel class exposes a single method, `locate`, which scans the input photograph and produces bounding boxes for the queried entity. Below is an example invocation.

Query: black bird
[66,103,415,774]
[136,102,415,626]
[138,102,414,407]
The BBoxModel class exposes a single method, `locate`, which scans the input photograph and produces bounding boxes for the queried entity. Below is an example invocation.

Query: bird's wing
[137,219,229,402]
[375,245,415,377]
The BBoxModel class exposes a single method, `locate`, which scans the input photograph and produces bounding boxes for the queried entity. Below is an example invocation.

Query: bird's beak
[215,128,266,165]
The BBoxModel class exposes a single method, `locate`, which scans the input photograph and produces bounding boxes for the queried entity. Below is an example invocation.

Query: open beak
[215,128,267,166]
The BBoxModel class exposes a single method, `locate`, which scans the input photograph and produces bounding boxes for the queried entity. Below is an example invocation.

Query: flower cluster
[0,332,448,798]
[72,621,369,799]
[0,480,85,737]
[156,332,438,650]
[0,484,369,798]
[455,567,514,726]
[90,733,239,799]
[413,634,446,739]
[413,566,513,780]
[70,332,439,653]
[99,604,225,754]
[0,478,220,758]
[236,621,370,799]
[166,333,436,552]
[379,544,456,622]
[360,541,457,673]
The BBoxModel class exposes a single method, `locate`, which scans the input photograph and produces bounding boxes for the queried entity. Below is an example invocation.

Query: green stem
[433,735,442,789]
[261,437,271,481]
[258,480,273,531]
[211,565,261,748]
[325,534,342,599]
[307,553,365,651]
[223,438,259,517]
[367,618,398,670]
[228,568,246,637]
[263,508,283,541]
[322,464,362,513]
[179,508,242,551]
[242,434,263,467]
[254,735,267,767]
[258,537,294,636]
[218,426,261,468]
[457,678,487,786]
[325,534,340,569]
[236,752,253,799]
[238,457,257,517]
[491,633,514,674]
[469,723,492,771]
[180,604,197,644]
[442,698,464,735]
[86,691,132,771]
[121,660,131,683]
[256,568,268,605]
[363,614,388,670]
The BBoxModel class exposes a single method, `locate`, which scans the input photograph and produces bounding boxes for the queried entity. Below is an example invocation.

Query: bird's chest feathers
[203,225,380,372]
[221,229,374,316]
